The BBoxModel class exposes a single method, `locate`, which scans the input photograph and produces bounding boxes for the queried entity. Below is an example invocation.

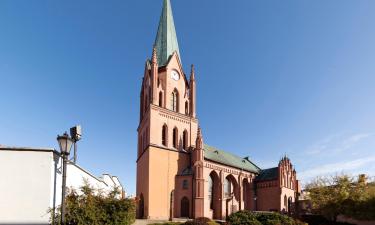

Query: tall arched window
[183,130,188,150]
[138,136,141,156]
[159,91,163,107]
[162,124,168,146]
[143,132,147,153]
[224,178,232,198]
[185,101,189,115]
[208,175,213,209]
[144,94,148,113]
[171,89,179,112]
[284,195,287,210]
[173,127,178,148]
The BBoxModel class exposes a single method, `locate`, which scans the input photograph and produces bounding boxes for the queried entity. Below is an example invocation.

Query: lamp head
[57,132,73,155]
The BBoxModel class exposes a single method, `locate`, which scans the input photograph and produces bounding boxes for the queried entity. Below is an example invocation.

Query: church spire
[154,0,181,66]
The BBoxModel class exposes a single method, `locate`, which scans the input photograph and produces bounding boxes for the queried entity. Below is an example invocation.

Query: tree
[305,174,375,221]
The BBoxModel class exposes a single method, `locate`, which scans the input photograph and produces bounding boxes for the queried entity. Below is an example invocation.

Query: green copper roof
[204,144,261,173]
[255,167,279,181]
[154,0,181,66]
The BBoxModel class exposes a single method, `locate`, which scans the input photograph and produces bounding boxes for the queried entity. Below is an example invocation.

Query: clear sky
[1,0,375,195]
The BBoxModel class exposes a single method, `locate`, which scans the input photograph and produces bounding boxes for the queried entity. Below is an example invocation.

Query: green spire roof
[154,0,181,66]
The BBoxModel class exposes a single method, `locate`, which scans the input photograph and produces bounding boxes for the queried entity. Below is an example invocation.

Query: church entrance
[138,194,144,219]
[243,179,251,210]
[181,197,189,218]
[288,197,293,215]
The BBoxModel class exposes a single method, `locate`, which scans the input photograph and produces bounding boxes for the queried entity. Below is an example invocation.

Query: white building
[0,146,125,225]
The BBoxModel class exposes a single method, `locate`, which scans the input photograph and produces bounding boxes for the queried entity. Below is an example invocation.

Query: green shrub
[51,183,136,225]
[148,223,182,225]
[185,217,220,225]
[227,211,304,225]
[255,212,295,225]
[227,210,262,225]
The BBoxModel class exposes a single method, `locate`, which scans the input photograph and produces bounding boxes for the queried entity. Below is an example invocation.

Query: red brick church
[136,0,301,220]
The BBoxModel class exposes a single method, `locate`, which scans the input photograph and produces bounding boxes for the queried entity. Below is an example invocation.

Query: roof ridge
[261,167,278,171]
[203,144,261,173]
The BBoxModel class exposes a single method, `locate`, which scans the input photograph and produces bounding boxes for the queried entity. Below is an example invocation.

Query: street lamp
[57,132,73,225]
[254,196,257,211]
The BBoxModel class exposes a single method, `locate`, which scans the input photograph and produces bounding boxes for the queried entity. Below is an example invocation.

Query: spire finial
[196,127,203,149]
[190,64,195,80]
[152,46,157,64]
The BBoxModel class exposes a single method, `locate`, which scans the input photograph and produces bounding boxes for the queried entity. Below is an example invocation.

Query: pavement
[132,220,160,225]
[132,218,188,225]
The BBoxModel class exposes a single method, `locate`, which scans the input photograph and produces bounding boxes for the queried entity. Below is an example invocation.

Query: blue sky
[1,0,375,195]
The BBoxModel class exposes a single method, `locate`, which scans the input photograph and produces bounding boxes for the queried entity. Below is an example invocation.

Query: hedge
[227,211,306,225]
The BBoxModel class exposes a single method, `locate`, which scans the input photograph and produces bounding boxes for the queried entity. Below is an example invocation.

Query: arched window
[144,94,148,113]
[243,179,252,210]
[288,197,292,213]
[171,89,179,112]
[162,124,168,146]
[143,132,146,153]
[284,195,287,209]
[173,127,178,148]
[185,101,189,115]
[224,177,232,198]
[183,130,188,150]
[182,180,188,189]
[149,87,151,102]
[138,136,141,156]
[159,91,163,107]
[208,175,213,209]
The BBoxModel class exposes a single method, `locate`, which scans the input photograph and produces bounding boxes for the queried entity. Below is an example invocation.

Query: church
[136,0,300,220]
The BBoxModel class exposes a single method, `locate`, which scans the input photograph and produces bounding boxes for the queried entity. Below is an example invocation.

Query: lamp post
[231,192,235,214]
[57,132,73,225]
[70,125,82,164]
[254,196,257,211]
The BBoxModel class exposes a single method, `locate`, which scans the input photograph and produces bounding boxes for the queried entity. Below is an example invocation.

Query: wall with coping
[0,149,54,224]
[0,148,123,224]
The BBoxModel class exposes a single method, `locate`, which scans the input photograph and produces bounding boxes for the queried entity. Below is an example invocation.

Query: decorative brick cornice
[151,104,198,123]
[204,161,256,179]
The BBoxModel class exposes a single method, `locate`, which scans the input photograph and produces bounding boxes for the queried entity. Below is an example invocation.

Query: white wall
[0,148,124,224]
[64,163,109,196]
[0,149,55,224]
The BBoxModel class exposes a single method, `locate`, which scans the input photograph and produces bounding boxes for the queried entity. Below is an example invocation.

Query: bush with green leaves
[227,211,262,225]
[255,212,297,225]
[149,218,219,225]
[51,183,136,225]
[227,211,306,225]
[184,217,220,225]
[148,223,183,225]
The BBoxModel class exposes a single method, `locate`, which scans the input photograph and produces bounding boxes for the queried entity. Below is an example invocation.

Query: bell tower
[136,0,199,219]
